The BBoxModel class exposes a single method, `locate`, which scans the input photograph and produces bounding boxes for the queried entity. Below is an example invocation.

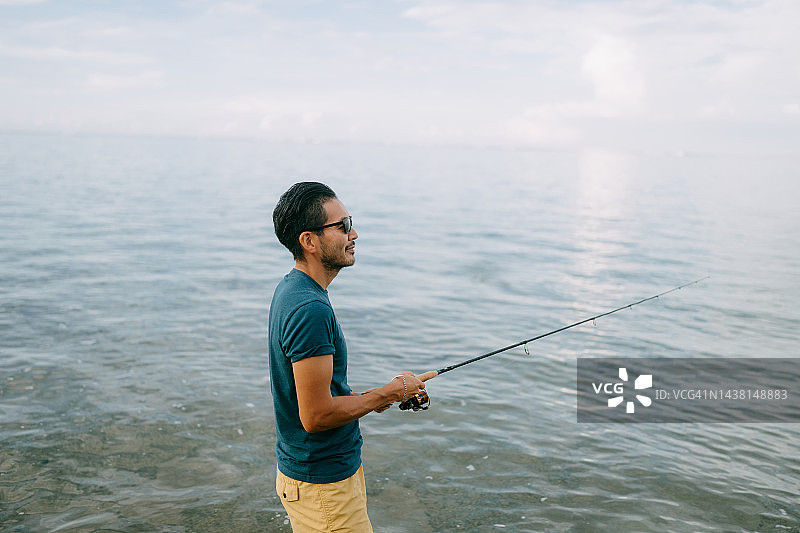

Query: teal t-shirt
[268,269,362,483]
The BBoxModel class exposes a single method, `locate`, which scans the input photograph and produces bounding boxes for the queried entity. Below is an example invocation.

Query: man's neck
[294,260,338,289]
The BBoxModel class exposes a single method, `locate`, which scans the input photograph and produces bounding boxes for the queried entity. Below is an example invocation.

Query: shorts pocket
[277,473,300,502]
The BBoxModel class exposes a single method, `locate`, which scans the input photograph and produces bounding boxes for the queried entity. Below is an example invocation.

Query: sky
[1,0,798,154]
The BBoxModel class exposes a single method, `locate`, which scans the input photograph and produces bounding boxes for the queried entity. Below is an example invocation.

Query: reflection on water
[1,133,799,532]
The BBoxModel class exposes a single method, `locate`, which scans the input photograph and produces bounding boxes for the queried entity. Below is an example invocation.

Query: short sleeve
[281,300,336,363]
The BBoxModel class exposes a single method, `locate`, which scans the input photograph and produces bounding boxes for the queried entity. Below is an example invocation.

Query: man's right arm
[293,354,424,433]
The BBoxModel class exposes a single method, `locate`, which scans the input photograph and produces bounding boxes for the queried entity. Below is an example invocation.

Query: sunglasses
[308,216,353,234]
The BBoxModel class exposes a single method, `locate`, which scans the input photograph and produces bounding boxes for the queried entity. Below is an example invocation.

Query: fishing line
[399,276,709,411]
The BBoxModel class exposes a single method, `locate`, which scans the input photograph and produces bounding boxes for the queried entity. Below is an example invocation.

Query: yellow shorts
[276,465,373,533]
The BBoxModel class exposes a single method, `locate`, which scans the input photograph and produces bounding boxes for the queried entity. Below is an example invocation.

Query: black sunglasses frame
[307,216,352,234]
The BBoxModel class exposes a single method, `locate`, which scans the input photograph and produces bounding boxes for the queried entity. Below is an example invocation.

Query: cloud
[87,71,163,91]
[504,34,646,146]
[581,36,645,116]
[0,43,152,64]
[507,105,582,146]
[0,0,798,154]
[0,0,47,5]
[401,0,799,151]
[203,1,262,17]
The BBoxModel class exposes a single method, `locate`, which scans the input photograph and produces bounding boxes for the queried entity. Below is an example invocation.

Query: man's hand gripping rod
[398,277,709,412]
[397,370,438,411]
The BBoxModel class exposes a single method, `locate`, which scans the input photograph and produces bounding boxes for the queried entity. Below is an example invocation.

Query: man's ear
[298,231,317,256]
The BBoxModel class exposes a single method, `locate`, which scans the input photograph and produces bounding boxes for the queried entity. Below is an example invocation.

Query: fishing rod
[399,276,709,411]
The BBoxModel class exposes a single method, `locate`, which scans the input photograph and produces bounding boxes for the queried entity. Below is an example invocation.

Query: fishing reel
[399,390,430,411]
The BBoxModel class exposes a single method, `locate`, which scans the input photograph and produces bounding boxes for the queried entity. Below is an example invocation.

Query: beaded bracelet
[394,374,407,402]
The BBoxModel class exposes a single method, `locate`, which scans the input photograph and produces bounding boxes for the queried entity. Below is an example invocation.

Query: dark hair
[273,182,337,261]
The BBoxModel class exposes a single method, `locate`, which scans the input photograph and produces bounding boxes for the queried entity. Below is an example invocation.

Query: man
[269,182,427,532]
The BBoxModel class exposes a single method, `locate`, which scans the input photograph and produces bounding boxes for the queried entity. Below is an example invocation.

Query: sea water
[1,132,798,532]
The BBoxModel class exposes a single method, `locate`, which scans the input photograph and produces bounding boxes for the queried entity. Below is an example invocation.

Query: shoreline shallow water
[1,132,798,532]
